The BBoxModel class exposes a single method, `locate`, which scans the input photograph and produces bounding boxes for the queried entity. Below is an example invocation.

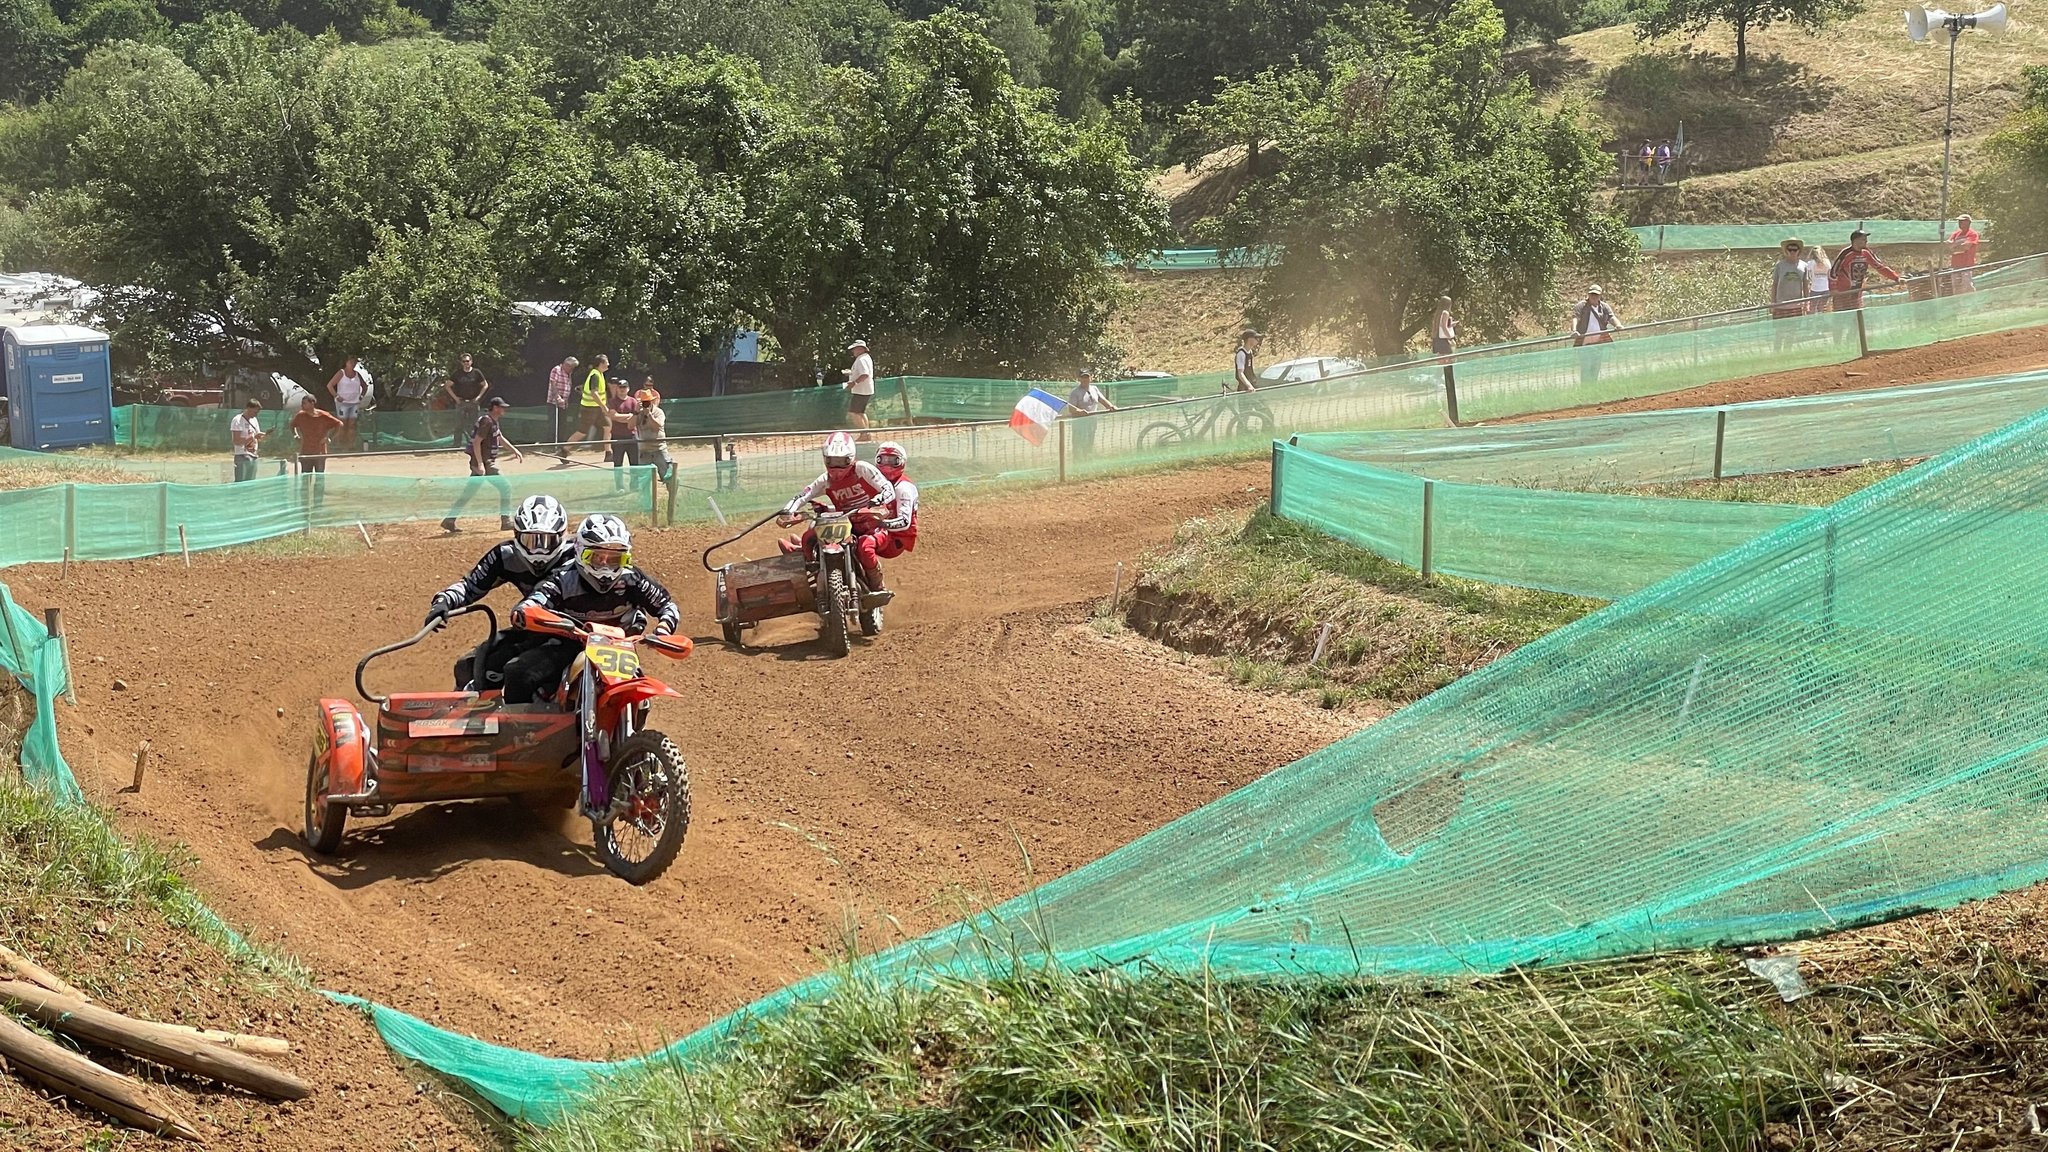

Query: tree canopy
[0,10,1167,384]
[1967,65,2048,257]
[1632,0,1861,74]
[1207,0,1636,355]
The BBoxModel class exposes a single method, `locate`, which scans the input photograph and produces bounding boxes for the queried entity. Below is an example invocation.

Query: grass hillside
[1115,7,2042,371]
[1544,7,2047,222]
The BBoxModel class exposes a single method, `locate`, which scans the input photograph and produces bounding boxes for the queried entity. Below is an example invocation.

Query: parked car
[1258,355,1370,386]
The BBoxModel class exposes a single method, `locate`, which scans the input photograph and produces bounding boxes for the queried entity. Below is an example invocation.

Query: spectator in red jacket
[1828,229,1903,310]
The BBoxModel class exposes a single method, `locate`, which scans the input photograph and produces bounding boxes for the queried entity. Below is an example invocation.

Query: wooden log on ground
[0,1012,203,1141]
[0,981,309,1101]
[0,944,87,1001]
[148,1022,291,1056]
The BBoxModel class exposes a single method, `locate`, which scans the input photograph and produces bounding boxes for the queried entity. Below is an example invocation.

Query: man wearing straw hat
[843,338,877,430]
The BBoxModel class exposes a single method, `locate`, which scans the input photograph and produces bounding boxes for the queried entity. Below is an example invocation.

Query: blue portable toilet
[1,324,114,450]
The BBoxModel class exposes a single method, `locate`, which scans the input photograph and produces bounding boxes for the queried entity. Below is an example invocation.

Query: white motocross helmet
[822,430,857,471]
[511,495,571,570]
[575,513,633,592]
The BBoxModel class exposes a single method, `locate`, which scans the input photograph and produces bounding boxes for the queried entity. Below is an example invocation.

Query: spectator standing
[1431,297,1457,361]
[1770,239,1811,351]
[1945,214,1980,294]
[633,386,672,482]
[1233,329,1263,392]
[546,356,579,447]
[1637,140,1654,185]
[1802,245,1834,312]
[1064,367,1117,458]
[230,400,265,482]
[1571,285,1621,383]
[441,353,491,447]
[325,355,368,451]
[1656,139,1675,183]
[563,353,611,457]
[1828,229,1904,310]
[290,396,342,507]
[608,392,640,473]
[442,397,522,533]
[843,339,876,430]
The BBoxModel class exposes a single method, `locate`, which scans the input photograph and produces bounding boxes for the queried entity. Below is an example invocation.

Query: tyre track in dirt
[11,461,1356,1062]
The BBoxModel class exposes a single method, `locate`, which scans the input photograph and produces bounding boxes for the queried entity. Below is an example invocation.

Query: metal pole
[63,484,76,563]
[1712,409,1727,480]
[1855,307,1870,358]
[1419,480,1436,579]
[1940,24,1959,234]
[157,481,170,557]
[1057,418,1067,483]
[43,608,76,706]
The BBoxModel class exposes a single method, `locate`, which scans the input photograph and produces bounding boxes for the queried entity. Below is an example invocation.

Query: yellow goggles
[581,546,631,572]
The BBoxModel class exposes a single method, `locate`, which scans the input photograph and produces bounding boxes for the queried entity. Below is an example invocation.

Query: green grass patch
[521,937,2045,1152]
[1599,460,1917,505]
[1127,506,1597,708]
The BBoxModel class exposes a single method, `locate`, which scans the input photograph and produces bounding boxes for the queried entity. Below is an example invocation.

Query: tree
[0,0,71,103]
[1633,0,1860,75]
[1040,0,1112,121]
[66,0,170,55]
[563,16,1168,378]
[1210,0,1636,355]
[488,0,828,109]
[1,20,564,384]
[1123,0,1335,154]
[1966,65,2048,257]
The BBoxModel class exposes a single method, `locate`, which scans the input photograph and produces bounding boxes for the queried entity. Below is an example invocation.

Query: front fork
[578,662,642,820]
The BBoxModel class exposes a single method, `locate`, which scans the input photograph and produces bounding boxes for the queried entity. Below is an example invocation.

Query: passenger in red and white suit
[777,431,896,591]
[869,441,918,559]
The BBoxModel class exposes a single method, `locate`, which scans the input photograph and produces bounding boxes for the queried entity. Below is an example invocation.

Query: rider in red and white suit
[778,431,897,591]
[870,441,918,559]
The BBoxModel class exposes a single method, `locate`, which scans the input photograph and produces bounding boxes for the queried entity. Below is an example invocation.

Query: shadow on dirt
[259,801,608,888]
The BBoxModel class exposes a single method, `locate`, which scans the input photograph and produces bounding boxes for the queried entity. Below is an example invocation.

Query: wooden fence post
[1712,409,1728,480]
[1442,363,1461,427]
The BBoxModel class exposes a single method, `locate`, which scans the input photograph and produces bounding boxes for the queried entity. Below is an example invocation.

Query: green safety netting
[0,468,657,567]
[1273,369,2048,600]
[1629,219,1982,251]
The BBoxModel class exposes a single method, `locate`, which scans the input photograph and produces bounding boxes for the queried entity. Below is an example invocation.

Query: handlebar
[511,604,694,660]
[357,603,496,705]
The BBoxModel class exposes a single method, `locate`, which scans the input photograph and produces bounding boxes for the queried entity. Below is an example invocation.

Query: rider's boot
[861,563,894,605]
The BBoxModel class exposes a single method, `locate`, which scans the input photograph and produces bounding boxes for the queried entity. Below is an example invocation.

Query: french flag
[1009,388,1067,446]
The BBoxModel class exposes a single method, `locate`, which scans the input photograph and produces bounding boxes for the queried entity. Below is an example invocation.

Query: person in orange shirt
[290,396,343,505]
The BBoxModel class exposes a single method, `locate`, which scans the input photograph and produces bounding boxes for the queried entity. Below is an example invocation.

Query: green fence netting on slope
[1274,369,2048,600]
[1630,219,1980,250]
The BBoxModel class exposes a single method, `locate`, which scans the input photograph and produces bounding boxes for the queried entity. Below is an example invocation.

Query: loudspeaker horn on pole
[1966,3,2008,31]
[1905,4,1947,40]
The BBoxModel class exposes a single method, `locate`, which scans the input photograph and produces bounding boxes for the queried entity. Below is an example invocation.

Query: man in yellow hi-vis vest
[562,352,613,457]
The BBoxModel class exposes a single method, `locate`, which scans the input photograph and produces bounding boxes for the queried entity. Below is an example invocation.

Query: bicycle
[1133,389,1276,450]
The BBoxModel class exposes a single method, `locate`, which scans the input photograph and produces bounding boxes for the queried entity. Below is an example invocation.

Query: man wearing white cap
[843,338,876,429]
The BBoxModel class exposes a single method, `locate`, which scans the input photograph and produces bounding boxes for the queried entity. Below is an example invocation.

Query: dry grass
[1529,8,2046,221]
[1107,269,1332,374]
[0,459,161,491]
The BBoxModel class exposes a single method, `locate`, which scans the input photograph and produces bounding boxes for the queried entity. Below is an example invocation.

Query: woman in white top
[326,355,367,450]
[1801,246,1833,313]
[1431,296,1457,360]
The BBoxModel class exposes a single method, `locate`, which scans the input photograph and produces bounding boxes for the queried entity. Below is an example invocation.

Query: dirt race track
[4,324,2046,1147]
[13,462,1354,1065]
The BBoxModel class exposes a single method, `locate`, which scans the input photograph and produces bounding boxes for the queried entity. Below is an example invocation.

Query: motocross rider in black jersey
[425,494,574,691]
[503,514,681,705]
